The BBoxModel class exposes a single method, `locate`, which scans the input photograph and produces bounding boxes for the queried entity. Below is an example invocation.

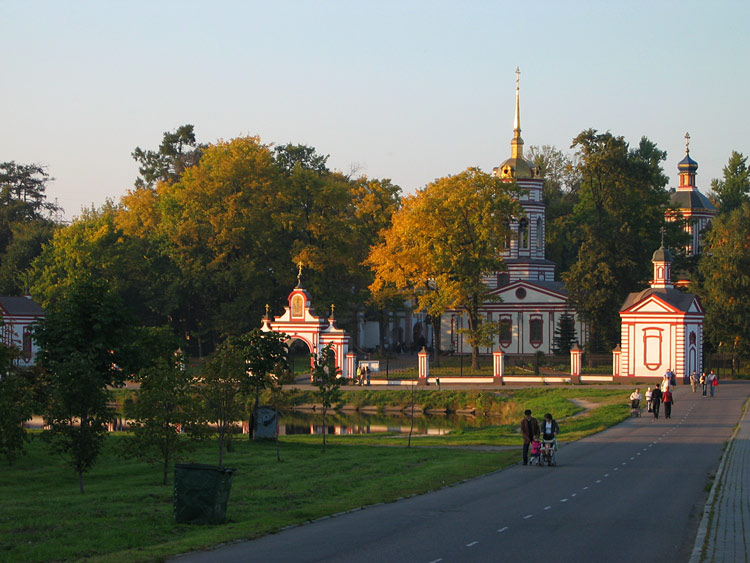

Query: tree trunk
[218,426,224,467]
[322,408,327,452]
[163,456,169,486]
[431,316,441,367]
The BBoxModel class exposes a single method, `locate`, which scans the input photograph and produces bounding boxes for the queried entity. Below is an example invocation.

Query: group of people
[354,364,371,386]
[690,370,719,397]
[520,410,559,465]
[637,383,674,419]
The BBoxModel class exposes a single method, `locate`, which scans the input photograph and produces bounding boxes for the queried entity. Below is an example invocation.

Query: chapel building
[442,69,586,356]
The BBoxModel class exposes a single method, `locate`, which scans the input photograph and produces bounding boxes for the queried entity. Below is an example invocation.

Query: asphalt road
[173,382,750,563]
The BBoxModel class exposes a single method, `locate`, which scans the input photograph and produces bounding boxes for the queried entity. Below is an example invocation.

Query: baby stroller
[541,438,557,466]
[630,398,641,417]
[529,439,542,466]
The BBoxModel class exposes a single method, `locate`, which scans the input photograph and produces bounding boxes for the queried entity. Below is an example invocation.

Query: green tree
[34,278,140,493]
[200,338,246,466]
[240,329,288,439]
[310,344,342,452]
[698,201,750,373]
[0,357,34,464]
[552,313,577,355]
[709,151,750,215]
[368,167,519,369]
[132,124,205,189]
[121,329,209,485]
[563,131,671,352]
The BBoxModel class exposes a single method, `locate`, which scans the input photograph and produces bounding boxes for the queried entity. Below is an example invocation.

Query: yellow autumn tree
[367,167,520,369]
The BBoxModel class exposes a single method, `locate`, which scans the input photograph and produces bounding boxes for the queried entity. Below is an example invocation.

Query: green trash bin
[174,463,235,524]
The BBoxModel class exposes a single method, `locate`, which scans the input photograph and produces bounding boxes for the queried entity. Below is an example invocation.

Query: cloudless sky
[2,0,748,219]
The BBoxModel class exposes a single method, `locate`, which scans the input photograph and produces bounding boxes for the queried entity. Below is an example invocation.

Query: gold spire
[511,66,524,160]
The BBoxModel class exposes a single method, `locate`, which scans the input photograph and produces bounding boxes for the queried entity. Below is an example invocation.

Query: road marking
[560,498,568,502]
[622,462,627,465]
[466,541,478,547]
[497,527,509,533]
[582,486,589,490]
[428,559,443,563]
[614,468,619,471]
[596,480,601,483]
[571,493,577,497]
[637,453,641,456]
[524,514,533,519]
[630,457,635,460]
[544,506,552,510]
[604,474,609,477]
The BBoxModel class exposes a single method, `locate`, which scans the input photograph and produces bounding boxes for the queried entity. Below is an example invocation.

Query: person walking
[651,384,663,419]
[645,386,653,413]
[700,372,707,396]
[661,373,670,392]
[708,370,717,397]
[520,409,540,466]
[662,387,674,419]
[690,371,698,392]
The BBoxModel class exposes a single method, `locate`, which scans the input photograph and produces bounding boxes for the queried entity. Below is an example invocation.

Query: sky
[2,0,749,220]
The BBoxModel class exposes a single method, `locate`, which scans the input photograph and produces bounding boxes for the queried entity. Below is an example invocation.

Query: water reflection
[278,410,505,436]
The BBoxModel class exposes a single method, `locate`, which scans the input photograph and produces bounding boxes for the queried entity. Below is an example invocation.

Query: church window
[529,316,543,347]
[497,272,510,287]
[690,332,696,346]
[536,217,543,250]
[519,218,529,250]
[515,287,527,300]
[499,316,512,347]
[23,327,32,362]
[292,294,304,318]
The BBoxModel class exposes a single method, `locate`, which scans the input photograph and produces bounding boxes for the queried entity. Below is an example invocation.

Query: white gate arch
[260,282,355,379]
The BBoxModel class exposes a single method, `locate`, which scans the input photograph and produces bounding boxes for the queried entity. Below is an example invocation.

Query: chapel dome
[497,156,537,180]
[652,246,673,263]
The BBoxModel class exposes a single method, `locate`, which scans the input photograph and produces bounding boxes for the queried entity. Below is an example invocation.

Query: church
[440,70,586,356]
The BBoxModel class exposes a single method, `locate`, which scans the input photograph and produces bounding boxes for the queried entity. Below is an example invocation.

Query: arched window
[519,218,529,250]
[499,316,512,347]
[292,294,304,318]
[536,217,543,250]
[529,316,543,347]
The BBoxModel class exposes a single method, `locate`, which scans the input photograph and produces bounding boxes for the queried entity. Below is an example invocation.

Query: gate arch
[260,282,355,378]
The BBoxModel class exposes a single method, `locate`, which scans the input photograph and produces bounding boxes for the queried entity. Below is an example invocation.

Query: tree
[240,329,289,440]
[200,338,246,466]
[552,313,577,355]
[132,124,205,189]
[121,330,209,485]
[563,131,671,352]
[34,278,140,493]
[709,151,750,215]
[0,338,33,464]
[368,167,519,369]
[698,201,750,373]
[310,344,342,452]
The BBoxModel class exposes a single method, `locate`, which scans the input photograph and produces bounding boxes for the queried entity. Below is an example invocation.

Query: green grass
[2,387,630,562]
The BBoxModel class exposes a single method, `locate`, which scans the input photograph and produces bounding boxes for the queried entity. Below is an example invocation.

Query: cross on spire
[660,226,666,247]
[684,132,690,153]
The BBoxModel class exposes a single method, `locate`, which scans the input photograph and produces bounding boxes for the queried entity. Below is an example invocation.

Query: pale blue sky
[2,0,748,219]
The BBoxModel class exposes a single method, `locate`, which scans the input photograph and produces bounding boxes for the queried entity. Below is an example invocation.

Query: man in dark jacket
[520,409,540,465]
[651,385,663,419]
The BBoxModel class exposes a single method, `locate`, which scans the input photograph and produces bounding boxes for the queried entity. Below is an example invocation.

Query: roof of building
[651,245,674,262]
[0,296,45,316]
[678,152,698,172]
[670,189,716,212]
[620,287,697,312]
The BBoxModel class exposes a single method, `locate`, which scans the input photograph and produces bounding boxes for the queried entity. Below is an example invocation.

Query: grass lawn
[1,387,630,562]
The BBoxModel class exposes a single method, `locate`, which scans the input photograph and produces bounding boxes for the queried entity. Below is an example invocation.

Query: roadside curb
[688,395,750,563]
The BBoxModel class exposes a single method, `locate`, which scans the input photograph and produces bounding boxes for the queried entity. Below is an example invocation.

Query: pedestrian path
[691,396,750,563]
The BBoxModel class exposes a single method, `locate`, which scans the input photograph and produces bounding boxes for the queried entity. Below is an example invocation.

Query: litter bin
[174,463,235,524]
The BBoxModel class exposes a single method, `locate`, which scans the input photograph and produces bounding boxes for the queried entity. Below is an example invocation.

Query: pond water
[278,410,508,436]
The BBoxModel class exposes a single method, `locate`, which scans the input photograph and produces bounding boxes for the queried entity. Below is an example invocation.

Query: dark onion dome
[652,245,673,263]
[678,152,698,173]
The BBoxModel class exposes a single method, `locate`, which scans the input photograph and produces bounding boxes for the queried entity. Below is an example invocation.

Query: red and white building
[0,295,44,367]
[261,277,355,379]
[666,134,716,260]
[442,69,586,355]
[616,244,704,381]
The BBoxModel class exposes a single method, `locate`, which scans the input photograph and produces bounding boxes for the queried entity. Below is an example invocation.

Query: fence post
[346,352,357,381]
[418,347,429,386]
[493,350,505,385]
[570,344,582,384]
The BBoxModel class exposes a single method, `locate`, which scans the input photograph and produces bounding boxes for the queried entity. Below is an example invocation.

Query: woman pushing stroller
[540,413,559,466]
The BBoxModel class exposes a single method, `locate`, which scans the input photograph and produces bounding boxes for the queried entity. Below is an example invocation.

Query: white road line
[466,541,478,547]
[428,559,443,563]
[622,462,627,465]
[524,514,533,519]
[614,468,619,471]
[497,527,509,533]
[571,493,577,497]
[630,457,635,460]
[560,498,568,502]
[582,486,589,490]
[544,506,552,510]
[604,474,609,477]
[596,480,601,483]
